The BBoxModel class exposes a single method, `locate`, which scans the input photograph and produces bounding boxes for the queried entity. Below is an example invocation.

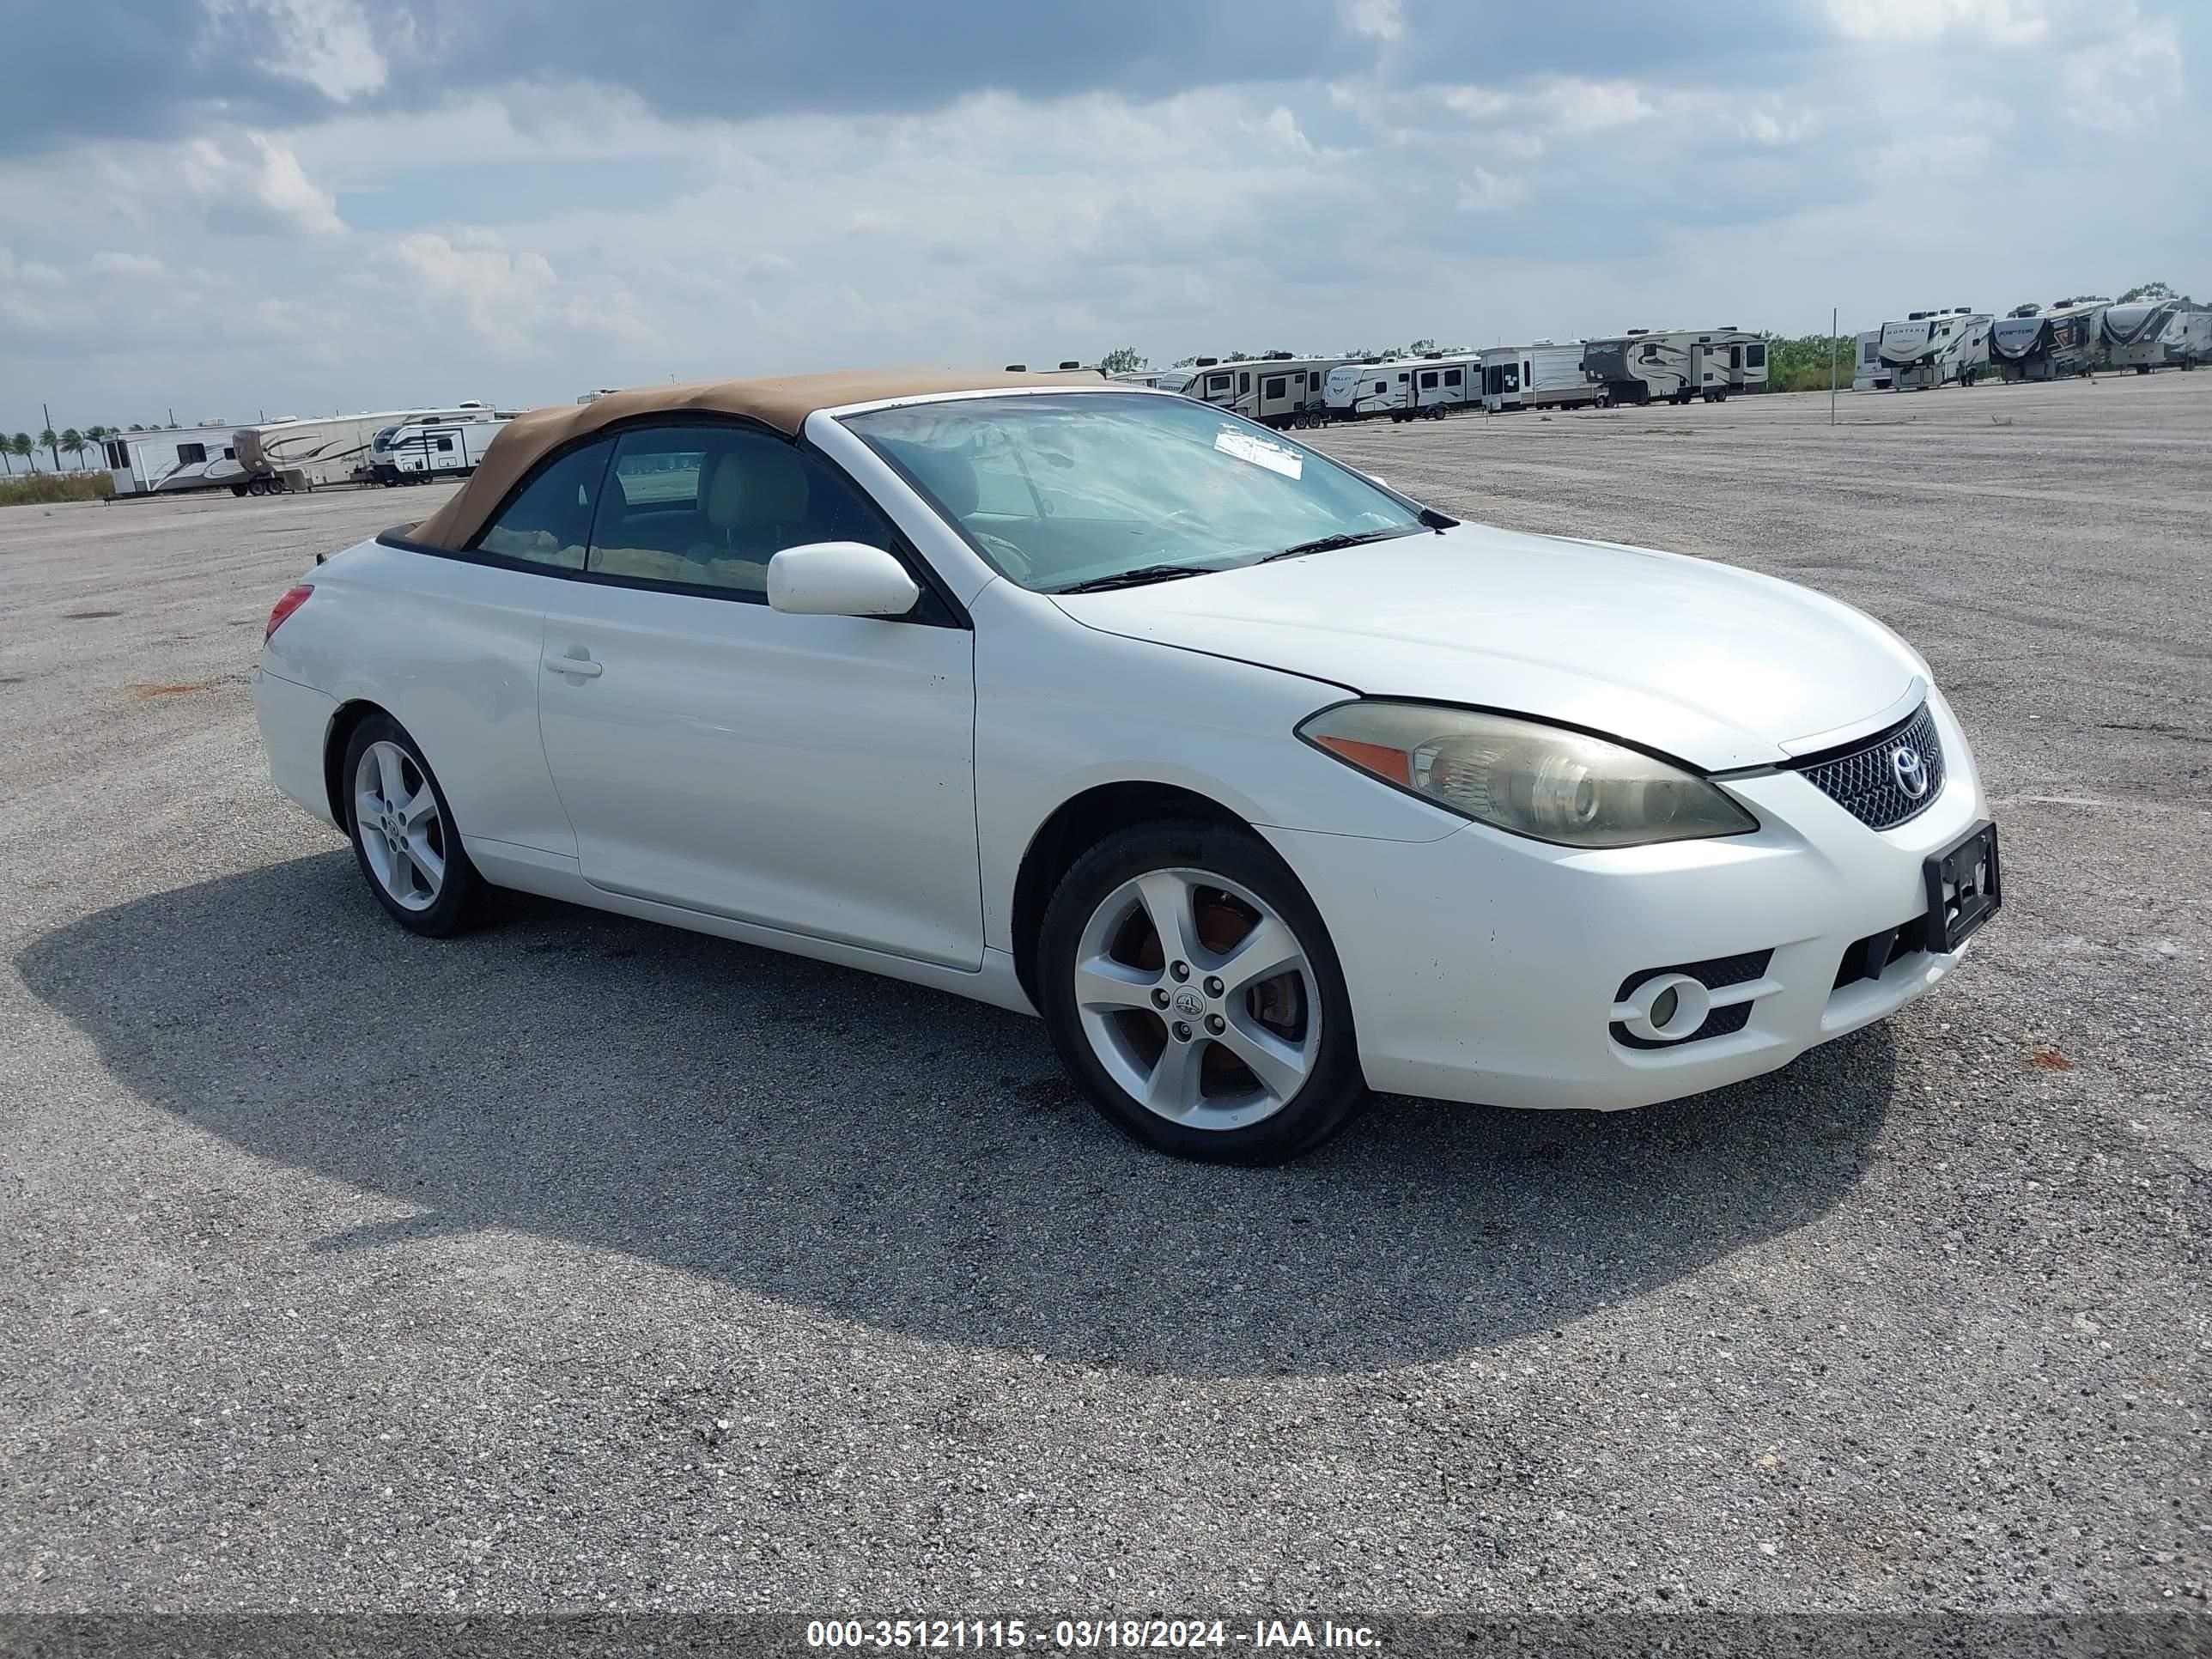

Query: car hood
[1050,523,1927,771]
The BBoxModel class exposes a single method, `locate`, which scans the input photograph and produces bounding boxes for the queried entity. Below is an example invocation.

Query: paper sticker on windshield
[1215,428,1303,480]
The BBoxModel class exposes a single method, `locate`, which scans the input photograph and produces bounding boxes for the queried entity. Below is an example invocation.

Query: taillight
[264,583,314,641]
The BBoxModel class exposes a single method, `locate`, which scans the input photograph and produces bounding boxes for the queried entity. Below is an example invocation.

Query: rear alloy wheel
[1039,822,1364,1163]
[341,715,483,936]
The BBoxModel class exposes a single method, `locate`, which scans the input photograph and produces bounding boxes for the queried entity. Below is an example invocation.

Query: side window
[436,434,454,453]
[1309,371,1322,390]
[1747,343,1767,368]
[1263,375,1287,399]
[1419,371,1437,389]
[178,441,208,465]
[1443,368,1462,387]
[1207,374,1230,393]
[586,424,886,598]
[471,438,614,569]
[1238,372,1251,394]
[1396,372,1407,384]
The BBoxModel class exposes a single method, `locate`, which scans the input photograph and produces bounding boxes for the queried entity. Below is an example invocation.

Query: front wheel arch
[1009,781,1251,1009]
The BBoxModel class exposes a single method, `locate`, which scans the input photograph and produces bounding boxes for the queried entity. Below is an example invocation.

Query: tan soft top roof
[407,366,1105,550]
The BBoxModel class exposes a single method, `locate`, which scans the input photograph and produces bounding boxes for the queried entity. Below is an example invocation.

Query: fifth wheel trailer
[1851,331,1893,392]
[2162,306,2212,369]
[1581,328,1768,404]
[1990,303,2102,382]
[1479,343,1607,412]
[103,426,249,496]
[1877,308,1991,390]
[2097,299,2184,373]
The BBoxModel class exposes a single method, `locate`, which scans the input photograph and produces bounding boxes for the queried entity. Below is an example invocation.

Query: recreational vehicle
[1877,308,1991,390]
[1990,303,2102,382]
[103,426,248,496]
[1329,353,1478,422]
[236,404,501,490]
[1107,368,1194,393]
[1850,331,1892,393]
[1479,343,1607,412]
[2097,299,2183,372]
[1182,354,1346,426]
[1581,328,1768,404]
[2161,305,2212,369]
[1322,359,1386,420]
[377,416,513,483]
[365,406,518,485]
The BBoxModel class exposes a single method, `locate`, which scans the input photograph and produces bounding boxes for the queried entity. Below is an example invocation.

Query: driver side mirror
[766,542,921,618]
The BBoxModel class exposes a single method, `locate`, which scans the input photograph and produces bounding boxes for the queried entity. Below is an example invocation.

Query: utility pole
[43,403,58,471]
[1829,307,1838,426]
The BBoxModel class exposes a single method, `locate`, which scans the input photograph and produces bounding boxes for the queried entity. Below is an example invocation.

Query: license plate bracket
[1923,820,2001,953]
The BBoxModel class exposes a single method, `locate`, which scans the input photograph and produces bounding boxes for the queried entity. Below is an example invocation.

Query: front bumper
[1265,690,1990,1111]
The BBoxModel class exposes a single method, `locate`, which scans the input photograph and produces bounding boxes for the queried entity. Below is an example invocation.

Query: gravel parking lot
[2,375,2206,1621]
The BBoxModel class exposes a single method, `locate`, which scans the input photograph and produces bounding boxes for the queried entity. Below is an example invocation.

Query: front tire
[1037,821,1365,1164]
[340,715,484,937]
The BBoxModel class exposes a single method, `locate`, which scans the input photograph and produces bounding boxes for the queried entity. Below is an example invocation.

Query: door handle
[545,653,603,679]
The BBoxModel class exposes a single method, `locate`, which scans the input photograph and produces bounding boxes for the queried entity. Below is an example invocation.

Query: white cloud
[90,251,167,277]
[1536,78,1656,133]
[1,247,66,287]
[240,134,346,234]
[1259,106,1316,157]
[1826,0,2048,46]
[1742,109,1820,146]
[205,0,390,101]
[2063,21,2183,133]
[1457,168,1525,212]
[1443,86,1512,120]
[1341,0,1402,42]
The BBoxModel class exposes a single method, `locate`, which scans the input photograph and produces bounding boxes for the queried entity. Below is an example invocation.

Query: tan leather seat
[679,446,813,591]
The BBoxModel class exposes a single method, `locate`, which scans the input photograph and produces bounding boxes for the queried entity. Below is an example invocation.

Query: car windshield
[840,392,1425,592]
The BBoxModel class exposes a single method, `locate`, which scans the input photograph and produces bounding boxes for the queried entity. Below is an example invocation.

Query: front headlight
[1297,700,1758,848]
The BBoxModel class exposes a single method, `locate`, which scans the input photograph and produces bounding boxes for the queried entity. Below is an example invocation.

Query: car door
[535,421,982,969]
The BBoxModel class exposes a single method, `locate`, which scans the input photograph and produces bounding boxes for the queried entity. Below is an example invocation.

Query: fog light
[1613,971,1711,1044]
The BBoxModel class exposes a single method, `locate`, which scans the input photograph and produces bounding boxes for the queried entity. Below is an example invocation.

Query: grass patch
[0,471,113,507]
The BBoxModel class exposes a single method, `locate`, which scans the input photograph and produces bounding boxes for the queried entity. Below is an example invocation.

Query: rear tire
[339,715,485,938]
[1037,821,1366,1164]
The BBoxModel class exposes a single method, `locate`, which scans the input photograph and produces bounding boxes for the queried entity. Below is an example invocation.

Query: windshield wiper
[1257,525,1427,563]
[1053,564,1218,593]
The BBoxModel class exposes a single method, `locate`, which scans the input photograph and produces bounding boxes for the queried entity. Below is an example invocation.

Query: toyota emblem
[1891,744,1929,799]
[1172,986,1206,1018]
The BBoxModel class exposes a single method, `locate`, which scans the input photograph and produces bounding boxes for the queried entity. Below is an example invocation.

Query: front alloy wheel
[1039,822,1364,1163]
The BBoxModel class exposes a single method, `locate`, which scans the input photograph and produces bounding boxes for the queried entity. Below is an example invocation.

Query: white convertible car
[252,368,1999,1163]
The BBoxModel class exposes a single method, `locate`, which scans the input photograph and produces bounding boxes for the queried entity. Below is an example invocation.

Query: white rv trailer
[235,404,499,490]
[380,416,514,482]
[1581,328,1768,404]
[1182,354,1346,427]
[1850,331,1892,393]
[2161,305,2212,369]
[1321,359,1387,420]
[2097,299,2184,372]
[1990,303,2102,382]
[1107,368,1194,393]
[1877,308,1991,390]
[367,405,519,484]
[1479,343,1606,413]
[1340,353,1479,422]
[103,425,249,496]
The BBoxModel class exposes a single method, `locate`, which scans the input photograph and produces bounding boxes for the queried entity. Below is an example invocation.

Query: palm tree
[13,433,38,472]
[0,441,12,477]
[38,427,59,470]
[60,428,86,471]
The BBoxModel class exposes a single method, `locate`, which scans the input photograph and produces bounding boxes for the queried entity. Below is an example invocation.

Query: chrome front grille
[1794,702,1946,830]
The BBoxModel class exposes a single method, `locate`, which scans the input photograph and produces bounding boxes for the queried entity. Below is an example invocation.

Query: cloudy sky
[1,0,2203,436]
